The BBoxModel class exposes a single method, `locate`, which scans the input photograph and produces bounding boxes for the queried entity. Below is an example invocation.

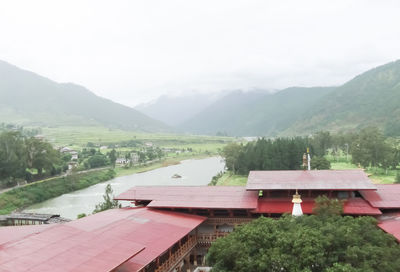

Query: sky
[0,0,399,107]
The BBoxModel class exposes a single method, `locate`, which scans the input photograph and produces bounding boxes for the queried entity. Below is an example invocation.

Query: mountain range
[170,60,399,136]
[0,60,168,132]
[1,59,399,137]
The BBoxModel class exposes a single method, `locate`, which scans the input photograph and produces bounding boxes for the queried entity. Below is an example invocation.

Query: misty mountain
[0,60,169,132]
[135,92,227,126]
[179,87,334,136]
[287,60,400,136]
[180,60,400,136]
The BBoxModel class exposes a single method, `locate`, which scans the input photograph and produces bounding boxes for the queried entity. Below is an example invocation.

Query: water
[23,157,225,219]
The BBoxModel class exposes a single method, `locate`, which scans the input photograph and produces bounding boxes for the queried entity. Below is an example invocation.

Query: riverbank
[114,153,213,177]
[0,169,115,215]
[23,157,226,219]
[213,171,247,186]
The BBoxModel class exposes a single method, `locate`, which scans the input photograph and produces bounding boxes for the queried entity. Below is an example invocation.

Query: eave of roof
[378,213,400,242]
[360,184,400,209]
[115,186,259,210]
[246,170,377,191]
[0,207,206,272]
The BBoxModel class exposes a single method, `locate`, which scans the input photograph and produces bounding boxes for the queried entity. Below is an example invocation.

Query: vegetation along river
[24,157,225,219]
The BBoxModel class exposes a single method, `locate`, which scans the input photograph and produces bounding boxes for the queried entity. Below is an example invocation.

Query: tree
[108,149,117,168]
[311,156,331,170]
[351,127,390,168]
[25,137,60,176]
[87,154,109,168]
[0,131,27,186]
[221,143,243,174]
[395,171,400,184]
[93,184,119,213]
[207,215,400,272]
[311,131,332,157]
[313,195,343,216]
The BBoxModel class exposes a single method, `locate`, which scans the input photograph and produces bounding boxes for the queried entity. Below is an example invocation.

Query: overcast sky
[0,0,399,106]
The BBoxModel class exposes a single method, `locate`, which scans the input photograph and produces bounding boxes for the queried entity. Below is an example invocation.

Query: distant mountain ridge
[178,60,400,136]
[135,92,228,126]
[0,60,169,132]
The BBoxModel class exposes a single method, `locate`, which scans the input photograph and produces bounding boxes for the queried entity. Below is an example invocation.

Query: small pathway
[0,167,111,195]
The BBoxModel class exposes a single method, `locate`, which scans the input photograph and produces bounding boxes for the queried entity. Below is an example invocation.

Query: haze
[0,0,399,106]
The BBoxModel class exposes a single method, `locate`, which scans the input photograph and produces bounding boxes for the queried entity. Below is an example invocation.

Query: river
[23,157,225,219]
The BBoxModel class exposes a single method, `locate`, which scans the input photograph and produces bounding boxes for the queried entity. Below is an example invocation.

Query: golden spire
[292,189,302,204]
[292,189,303,216]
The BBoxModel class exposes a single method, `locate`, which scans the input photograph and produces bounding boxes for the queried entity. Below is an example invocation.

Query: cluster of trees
[78,148,117,170]
[222,127,399,175]
[207,198,400,271]
[222,137,330,175]
[0,131,65,188]
[0,123,42,137]
[350,127,399,170]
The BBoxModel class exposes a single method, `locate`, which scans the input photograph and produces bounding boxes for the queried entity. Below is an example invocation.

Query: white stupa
[292,189,303,216]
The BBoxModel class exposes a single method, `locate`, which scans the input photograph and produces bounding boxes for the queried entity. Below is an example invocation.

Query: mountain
[179,60,400,137]
[0,60,169,132]
[135,92,226,126]
[287,60,400,136]
[179,87,335,136]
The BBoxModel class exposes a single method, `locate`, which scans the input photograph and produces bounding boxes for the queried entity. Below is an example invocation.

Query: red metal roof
[378,213,400,242]
[116,186,259,209]
[254,197,381,215]
[246,170,376,191]
[360,184,400,209]
[0,208,205,272]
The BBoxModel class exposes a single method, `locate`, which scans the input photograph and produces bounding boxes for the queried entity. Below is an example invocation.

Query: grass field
[40,126,233,151]
[215,171,247,186]
[330,160,397,184]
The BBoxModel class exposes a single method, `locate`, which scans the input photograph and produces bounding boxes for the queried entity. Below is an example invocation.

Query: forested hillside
[0,60,169,132]
[179,60,400,137]
[288,60,400,136]
[179,87,334,136]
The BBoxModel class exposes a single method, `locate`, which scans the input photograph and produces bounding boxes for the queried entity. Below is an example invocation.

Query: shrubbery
[0,169,115,215]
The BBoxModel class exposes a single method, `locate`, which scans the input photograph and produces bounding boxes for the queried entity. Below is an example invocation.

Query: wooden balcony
[197,232,229,247]
[155,235,197,272]
[205,217,253,225]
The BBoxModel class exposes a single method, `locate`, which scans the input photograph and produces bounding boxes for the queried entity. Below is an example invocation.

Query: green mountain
[0,60,169,132]
[287,60,400,136]
[179,87,335,136]
[180,60,400,137]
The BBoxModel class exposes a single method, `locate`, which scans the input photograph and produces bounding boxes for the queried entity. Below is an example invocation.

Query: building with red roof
[1,169,400,272]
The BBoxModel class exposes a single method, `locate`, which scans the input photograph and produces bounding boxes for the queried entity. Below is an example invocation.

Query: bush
[311,156,331,170]
[396,171,400,184]
[207,215,400,271]
[0,169,115,215]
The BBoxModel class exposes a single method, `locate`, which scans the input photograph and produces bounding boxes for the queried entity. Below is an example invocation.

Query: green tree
[87,154,109,168]
[311,156,331,170]
[93,184,119,213]
[313,195,343,216]
[311,131,332,157]
[108,149,117,168]
[221,143,243,174]
[26,137,60,176]
[351,127,393,169]
[0,131,27,186]
[395,171,400,184]
[207,215,400,272]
